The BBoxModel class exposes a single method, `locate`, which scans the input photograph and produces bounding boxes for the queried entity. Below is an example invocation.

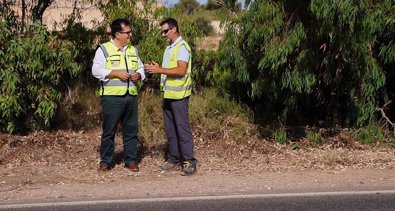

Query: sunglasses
[161,27,173,34]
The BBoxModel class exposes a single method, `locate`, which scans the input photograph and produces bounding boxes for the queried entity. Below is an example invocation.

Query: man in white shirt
[92,18,145,172]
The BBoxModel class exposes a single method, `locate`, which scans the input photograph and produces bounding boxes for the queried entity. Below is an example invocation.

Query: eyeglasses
[161,27,173,35]
[118,30,132,35]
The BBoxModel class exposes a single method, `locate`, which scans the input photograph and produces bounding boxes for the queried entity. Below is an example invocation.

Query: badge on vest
[111,60,120,67]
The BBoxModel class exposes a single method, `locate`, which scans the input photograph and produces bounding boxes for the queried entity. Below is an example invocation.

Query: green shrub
[0,24,80,133]
[190,88,257,141]
[356,123,385,144]
[274,127,287,144]
[306,131,322,144]
[192,50,217,89]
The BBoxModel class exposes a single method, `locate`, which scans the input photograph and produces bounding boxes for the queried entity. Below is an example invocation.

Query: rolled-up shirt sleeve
[136,59,146,81]
[92,47,111,81]
[135,48,146,81]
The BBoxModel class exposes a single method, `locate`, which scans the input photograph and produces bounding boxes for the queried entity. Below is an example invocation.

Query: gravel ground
[1,128,395,203]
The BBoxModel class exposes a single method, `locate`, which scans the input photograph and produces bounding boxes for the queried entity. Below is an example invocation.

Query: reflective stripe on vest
[104,80,137,86]
[98,42,139,96]
[160,40,192,99]
[165,84,192,91]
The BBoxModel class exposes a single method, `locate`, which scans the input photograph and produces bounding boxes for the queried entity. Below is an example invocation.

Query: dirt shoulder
[1,129,395,204]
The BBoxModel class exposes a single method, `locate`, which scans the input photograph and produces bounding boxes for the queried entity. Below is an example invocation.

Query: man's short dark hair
[110,18,131,38]
[160,18,179,33]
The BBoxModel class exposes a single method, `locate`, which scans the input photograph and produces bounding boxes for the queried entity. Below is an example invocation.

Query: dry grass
[0,125,395,200]
[1,125,394,171]
[1,89,395,188]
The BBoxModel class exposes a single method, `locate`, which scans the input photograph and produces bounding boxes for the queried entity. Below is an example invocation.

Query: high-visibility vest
[98,42,139,96]
[160,40,192,99]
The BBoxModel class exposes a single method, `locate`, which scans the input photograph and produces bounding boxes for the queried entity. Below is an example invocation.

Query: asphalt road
[1,190,395,211]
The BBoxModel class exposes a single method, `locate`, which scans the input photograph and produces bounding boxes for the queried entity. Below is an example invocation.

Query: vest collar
[168,36,183,49]
[110,38,128,52]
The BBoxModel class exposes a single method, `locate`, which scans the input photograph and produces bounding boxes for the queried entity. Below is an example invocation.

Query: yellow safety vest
[160,40,192,99]
[98,42,139,96]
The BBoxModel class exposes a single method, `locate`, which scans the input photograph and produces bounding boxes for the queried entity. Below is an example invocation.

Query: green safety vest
[160,40,192,99]
[98,42,139,96]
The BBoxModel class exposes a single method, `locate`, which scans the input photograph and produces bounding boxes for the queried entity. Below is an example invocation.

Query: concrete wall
[43,4,103,31]
[10,0,163,31]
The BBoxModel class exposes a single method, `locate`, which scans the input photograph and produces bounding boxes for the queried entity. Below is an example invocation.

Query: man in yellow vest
[144,18,197,176]
[92,18,145,172]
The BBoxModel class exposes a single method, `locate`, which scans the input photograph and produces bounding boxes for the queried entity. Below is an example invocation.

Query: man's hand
[144,61,161,74]
[109,71,130,80]
[130,72,141,83]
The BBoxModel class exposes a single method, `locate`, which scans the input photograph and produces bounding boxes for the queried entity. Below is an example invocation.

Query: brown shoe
[125,162,139,172]
[98,162,110,172]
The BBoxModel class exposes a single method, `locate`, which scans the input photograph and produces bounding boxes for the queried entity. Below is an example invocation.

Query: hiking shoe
[181,161,196,176]
[160,161,180,172]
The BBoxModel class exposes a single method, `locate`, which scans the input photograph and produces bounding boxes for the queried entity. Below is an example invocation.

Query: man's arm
[144,45,190,77]
[144,61,187,77]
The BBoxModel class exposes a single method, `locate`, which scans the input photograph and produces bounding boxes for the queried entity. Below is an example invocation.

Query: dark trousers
[163,97,197,165]
[100,95,139,165]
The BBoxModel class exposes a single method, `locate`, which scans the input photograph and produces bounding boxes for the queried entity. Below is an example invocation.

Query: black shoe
[181,161,196,176]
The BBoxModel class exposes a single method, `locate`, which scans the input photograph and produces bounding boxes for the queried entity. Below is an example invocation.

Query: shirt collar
[110,38,128,51]
[169,36,183,49]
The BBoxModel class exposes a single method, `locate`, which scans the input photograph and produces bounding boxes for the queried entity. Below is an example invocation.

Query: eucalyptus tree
[215,0,395,127]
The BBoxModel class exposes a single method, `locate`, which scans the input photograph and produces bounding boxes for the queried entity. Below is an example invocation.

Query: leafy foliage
[356,122,385,144]
[192,49,217,90]
[2,0,394,138]
[96,0,153,46]
[210,0,242,13]
[206,0,222,10]
[0,23,80,133]
[216,0,394,127]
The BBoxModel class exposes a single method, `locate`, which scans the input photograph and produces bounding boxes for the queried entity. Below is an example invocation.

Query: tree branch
[376,100,395,135]
[32,0,54,23]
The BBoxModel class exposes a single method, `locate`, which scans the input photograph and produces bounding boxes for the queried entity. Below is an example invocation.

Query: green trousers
[100,94,139,166]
